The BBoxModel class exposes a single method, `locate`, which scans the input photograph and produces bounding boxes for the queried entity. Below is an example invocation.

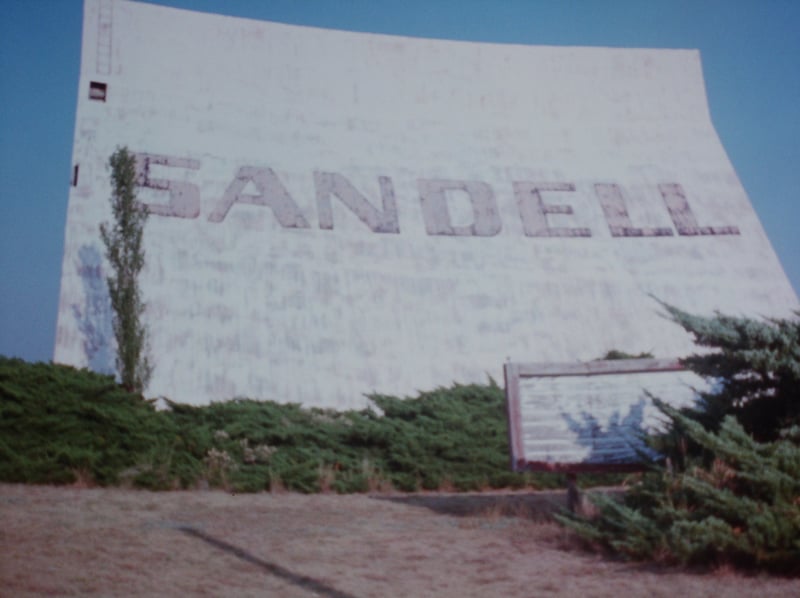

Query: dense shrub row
[0,357,568,493]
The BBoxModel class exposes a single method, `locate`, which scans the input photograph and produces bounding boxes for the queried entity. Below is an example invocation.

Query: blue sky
[1,0,798,363]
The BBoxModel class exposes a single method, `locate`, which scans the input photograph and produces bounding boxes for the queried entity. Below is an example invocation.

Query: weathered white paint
[505,360,709,470]
[55,0,799,408]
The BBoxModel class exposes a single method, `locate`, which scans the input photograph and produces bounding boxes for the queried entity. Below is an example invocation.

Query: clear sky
[1,0,798,363]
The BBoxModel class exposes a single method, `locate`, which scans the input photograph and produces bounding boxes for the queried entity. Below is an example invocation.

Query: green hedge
[1,356,569,493]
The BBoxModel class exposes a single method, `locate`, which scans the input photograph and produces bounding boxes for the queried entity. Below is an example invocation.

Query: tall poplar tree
[100,147,152,393]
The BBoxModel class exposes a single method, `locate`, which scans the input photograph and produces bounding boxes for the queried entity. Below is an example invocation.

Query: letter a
[208,167,310,228]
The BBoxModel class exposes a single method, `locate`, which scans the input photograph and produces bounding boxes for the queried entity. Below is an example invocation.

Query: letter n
[314,172,399,233]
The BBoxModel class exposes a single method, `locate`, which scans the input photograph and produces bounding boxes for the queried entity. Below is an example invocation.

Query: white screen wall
[55,0,799,408]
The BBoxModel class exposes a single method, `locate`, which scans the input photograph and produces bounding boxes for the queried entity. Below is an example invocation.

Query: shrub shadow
[71,244,114,374]
[372,490,575,522]
[561,399,661,465]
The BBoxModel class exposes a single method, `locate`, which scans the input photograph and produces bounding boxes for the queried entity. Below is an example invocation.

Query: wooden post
[566,473,580,514]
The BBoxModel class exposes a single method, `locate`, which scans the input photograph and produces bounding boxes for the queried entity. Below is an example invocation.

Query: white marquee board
[55,0,799,408]
[504,359,708,471]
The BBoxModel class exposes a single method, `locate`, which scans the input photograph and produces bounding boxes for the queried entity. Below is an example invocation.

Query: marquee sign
[55,0,798,408]
[504,359,707,471]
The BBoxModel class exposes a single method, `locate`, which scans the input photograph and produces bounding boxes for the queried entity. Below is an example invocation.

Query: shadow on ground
[179,526,356,598]
[370,489,607,522]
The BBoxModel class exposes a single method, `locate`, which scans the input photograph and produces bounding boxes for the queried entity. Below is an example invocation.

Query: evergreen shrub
[558,308,800,574]
[0,357,174,486]
[1,358,554,493]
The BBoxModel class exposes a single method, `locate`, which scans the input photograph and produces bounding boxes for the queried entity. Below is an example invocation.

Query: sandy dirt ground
[1,484,798,597]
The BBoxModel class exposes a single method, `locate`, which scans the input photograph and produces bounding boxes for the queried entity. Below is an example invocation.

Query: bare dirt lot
[2,484,797,597]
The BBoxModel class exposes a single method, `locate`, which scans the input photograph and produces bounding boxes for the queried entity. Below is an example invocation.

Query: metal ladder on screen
[96,0,112,75]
